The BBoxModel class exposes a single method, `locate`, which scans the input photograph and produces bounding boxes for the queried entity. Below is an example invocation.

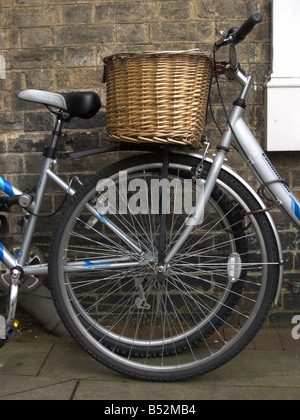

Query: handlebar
[233,12,262,44]
[214,12,262,51]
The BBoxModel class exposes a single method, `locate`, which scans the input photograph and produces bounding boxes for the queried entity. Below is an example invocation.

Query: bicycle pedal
[5,320,19,341]
[0,318,19,349]
[288,281,300,295]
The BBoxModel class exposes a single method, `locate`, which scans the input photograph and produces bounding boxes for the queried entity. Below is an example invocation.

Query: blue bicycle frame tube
[0,177,22,197]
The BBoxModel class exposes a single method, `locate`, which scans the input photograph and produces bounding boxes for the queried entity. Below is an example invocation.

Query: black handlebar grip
[233,12,262,44]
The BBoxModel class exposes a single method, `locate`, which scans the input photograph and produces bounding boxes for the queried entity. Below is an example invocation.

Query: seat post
[49,113,64,149]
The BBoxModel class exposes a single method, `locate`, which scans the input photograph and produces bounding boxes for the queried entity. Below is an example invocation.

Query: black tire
[49,152,280,381]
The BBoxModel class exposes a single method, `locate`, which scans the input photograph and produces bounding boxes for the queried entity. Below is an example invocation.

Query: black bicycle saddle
[17,89,101,119]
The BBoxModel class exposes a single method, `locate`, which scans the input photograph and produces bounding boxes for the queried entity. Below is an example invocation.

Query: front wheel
[49,152,280,381]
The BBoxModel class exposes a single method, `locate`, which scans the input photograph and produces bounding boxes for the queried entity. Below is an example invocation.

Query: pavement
[0,317,299,401]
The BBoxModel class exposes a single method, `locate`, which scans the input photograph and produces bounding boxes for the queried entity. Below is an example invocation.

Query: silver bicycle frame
[2,66,300,328]
[2,69,299,276]
[165,69,300,264]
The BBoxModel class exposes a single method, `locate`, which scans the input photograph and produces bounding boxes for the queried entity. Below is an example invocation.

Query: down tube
[233,118,300,230]
[0,243,17,270]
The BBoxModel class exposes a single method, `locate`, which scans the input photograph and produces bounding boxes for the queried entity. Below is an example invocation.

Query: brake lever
[214,31,233,52]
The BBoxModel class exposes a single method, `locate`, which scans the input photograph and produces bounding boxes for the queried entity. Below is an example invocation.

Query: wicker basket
[103,50,213,149]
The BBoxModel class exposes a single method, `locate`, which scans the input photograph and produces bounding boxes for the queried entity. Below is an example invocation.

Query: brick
[48,0,91,3]
[150,22,214,43]
[0,29,19,49]
[272,212,291,231]
[53,25,115,46]
[116,23,149,44]
[195,0,248,20]
[66,111,106,130]
[13,173,58,195]
[95,2,158,23]
[280,231,299,251]
[283,292,300,311]
[3,6,61,28]
[58,153,107,174]
[282,251,294,271]
[66,47,96,68]
[15,0,47,4]
[0,137,6,152]
[62,5,93,25]
[0,112,24,132]
[0,0,12,6]
[58,131,101,152]
[270,312,300,329]
[6,133,47,153]
[21,28,51,48]
[7,48,65,70]
[0,154,24,174]
[24,112,54,132]
[160,1,191,21]
[0,71,23,92]
[55,68,102,90]
[25,70,54,90]
[24,152,48,173]
[291,170,300,188]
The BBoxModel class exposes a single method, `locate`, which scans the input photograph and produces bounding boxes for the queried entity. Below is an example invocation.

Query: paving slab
[72,350,300,400]
[278,329,300,351]
[0,342,53,376]
[0,327,299,400]
[252,329,284,350]
[39,342,121,381]
[0,377,77,400]
[74,380,300,401]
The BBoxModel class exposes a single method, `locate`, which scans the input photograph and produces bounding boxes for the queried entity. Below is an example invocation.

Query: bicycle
[0,12,299,382]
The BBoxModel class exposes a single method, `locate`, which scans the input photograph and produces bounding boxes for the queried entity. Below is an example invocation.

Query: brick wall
[0,0,299,326]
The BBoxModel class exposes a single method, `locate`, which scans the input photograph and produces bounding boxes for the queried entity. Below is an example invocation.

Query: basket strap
[215,61,237,73]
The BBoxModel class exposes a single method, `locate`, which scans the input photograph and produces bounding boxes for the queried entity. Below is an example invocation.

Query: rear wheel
[49,153,280,381]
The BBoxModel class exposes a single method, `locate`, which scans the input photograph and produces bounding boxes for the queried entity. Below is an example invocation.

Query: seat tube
[17,115,64,267]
